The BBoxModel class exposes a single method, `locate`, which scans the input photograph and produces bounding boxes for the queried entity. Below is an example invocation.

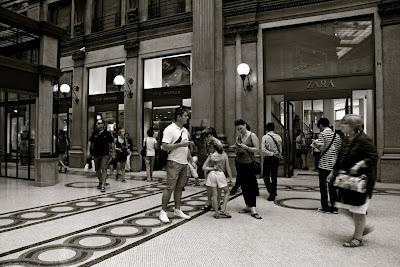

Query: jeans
[263,156,279,196]
[318,168,336,210]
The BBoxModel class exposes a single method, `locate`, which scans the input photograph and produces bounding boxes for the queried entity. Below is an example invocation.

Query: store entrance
[0,92,36,180]
[266,89,374,177]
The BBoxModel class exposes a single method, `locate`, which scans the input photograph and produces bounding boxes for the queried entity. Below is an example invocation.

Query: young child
[202,140,233,219]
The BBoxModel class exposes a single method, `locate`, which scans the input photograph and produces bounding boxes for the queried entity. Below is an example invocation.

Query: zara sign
[306,79,335,89]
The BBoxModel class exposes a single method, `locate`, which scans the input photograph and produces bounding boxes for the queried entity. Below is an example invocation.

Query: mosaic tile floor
[0,169,400,266]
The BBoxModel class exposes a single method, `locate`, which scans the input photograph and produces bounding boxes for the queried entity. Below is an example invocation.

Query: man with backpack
[261,122,282,201]
[313,118,342,214]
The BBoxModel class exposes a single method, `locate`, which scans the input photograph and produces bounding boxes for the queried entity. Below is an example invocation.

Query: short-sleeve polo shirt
[162,123,189,165]
[89,130,114,157]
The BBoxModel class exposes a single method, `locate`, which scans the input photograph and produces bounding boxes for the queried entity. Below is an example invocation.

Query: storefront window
[264,16,373,80]
[89,63,125,95]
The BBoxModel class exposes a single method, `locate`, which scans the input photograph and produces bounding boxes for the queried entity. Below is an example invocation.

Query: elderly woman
[328,114,378,247]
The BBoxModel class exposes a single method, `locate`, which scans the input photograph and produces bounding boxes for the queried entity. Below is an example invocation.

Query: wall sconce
[60,83,80,104]
[237,63,252,91]
[113,75,134,98]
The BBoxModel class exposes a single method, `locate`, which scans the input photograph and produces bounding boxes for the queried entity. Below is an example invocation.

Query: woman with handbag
[328,114,378,247]
[233,119,262,219]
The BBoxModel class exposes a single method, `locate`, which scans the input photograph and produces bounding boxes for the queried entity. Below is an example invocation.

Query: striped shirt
[261,131,282,157]
[316,128,342,170]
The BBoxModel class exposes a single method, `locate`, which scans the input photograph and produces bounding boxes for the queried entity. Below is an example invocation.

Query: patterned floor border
[0,190,230,267]
[0,181,167,233]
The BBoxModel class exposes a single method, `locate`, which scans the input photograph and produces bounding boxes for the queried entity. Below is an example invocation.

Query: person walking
[261,122,282,201]
[159,107,192,223]
[144,127,158,181]
[233,119,262,219]
[87,119,115,193]
[124,132,134,172]
[330,114,378,247]
[312,118,342,213]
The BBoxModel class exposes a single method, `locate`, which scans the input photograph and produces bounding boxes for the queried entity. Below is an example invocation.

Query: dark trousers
[236,162,258,207]
[318,168,336,210]
[313,151,321,170]
[230,170,241,194]
[263,156,279,196]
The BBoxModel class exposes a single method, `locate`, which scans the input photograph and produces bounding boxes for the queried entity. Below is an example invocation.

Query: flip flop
[343,238,363,248]
[251,213,262,219]
[238,209,250,214]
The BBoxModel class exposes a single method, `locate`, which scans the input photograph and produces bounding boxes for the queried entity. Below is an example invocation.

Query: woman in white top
[144,128,158,181]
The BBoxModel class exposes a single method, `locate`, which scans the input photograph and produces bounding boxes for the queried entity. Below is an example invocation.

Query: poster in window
[162,55,190,87]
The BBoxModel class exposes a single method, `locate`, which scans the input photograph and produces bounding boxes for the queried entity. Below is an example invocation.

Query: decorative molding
[224,22,258,44]
[224,22,258,37]
[127,8,139,23]
[72,50,85,61]
[38,65,63,82]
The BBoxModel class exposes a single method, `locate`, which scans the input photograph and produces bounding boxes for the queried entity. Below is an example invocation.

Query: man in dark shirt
[87,119,115,192]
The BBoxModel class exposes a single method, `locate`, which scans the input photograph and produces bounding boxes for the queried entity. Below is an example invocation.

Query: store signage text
[306,80,335,89]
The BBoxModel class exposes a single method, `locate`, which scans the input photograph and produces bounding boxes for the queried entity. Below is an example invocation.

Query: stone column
[235,33,242,120]
[85,0,93,35]
[379,2,400,182]
[69,50,87,168]
[0,93,4,176]
[192,0,223,131]
[35,34,60,186]
[323,99,334,126]
[121,0,127,25]
[185,0,192,12]
[39,0,48,21]
[139,0,148,22]
[124,41,141,171]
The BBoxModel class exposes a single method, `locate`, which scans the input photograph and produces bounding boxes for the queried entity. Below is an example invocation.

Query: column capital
[124,40,139,58]
[72,50,86,67]
[224,22,258,44]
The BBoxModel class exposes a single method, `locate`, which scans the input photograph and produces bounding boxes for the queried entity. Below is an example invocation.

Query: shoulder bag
[267,133,282,159]
[140,138,147,157]
[320,132,336,158]
[245,133,261,174]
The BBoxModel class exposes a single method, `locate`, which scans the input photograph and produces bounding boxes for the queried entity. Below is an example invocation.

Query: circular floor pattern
[130,190,148,194]
[181,200,206,207]
[42,206,80,214]
[64,182,99,188]
[98,224,149,238]
[289,185,318,192]
[20,244,92,266]
[0,218,24,228]
[125,217,164,228]
[93,197,120,202]
[66,233,124,251]
[71,201,100,208]
[275,197,320,210]
[38,248,77,262]
[12,211,55,220]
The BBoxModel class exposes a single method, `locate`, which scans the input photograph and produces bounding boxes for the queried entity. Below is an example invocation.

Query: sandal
[251,213,262,219]
[100,187,106,193]
[213,213,220,219]
[238,208,250,214]
[343,238,363,248]
[219,211,232,218]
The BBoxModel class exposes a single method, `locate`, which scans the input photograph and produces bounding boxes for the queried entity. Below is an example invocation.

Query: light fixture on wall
[237,63,252,91]
[113,75,134,98]
[60,84,80,104]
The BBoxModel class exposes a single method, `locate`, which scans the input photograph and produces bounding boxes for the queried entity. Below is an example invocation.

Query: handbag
[333,170,368,193]
[140,138,147,157]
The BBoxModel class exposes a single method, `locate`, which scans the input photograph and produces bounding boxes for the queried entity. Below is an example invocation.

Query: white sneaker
[174,208,191,219]
[159,210,170,223]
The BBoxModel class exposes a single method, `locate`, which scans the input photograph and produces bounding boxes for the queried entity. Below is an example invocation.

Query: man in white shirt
[159,107,192,223]
[261,123,282,201]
